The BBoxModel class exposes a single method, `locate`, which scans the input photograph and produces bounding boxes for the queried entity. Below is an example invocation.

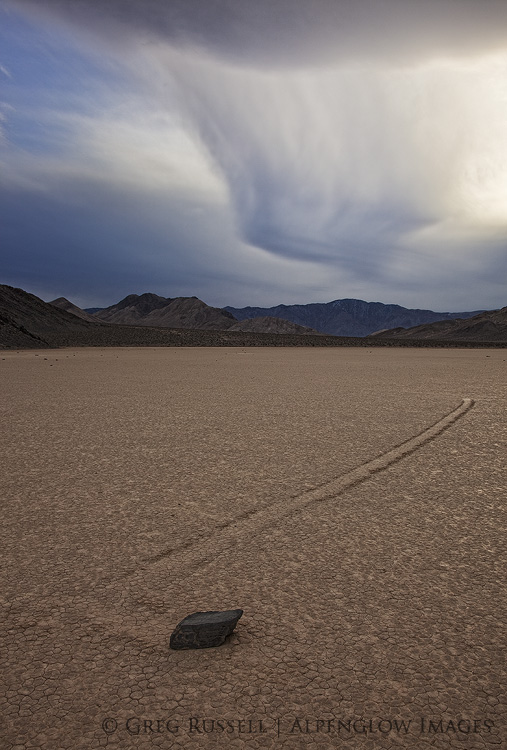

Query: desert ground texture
[1,346,506,749]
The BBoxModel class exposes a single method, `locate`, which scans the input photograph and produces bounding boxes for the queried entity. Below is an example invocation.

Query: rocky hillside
[91,293,321,333]
[369,307,507,342]
[0,285,333,349]
[227,316,319,334]
[2,284,503,349]
[225,299,484,336]
[0,284,96,348]
[49,297,100,323]
[94,293,237,330]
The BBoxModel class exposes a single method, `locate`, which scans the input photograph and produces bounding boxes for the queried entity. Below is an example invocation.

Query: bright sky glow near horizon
[1,0,507,311]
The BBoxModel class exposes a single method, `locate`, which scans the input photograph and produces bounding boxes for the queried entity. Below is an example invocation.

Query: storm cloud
[1,0,506,309]
[10,0,507,66]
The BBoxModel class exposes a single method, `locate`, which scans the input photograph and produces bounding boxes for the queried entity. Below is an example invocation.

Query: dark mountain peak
[93,292,236,330]
[114,292,170,311]
[96,292,172,321]
[115,293,139,308]
[224,298,486,337]
[330,298,367,305]
[138,292,171,303]
[49,296,100,323]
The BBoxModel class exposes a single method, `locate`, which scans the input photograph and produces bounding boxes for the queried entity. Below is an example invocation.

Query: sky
[1,0,507,311]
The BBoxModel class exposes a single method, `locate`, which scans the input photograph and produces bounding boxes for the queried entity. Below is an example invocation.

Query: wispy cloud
[2,0,507,310]
[140,45,507,286]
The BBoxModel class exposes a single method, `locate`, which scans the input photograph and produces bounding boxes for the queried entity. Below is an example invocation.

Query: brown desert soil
[1,347,506,749]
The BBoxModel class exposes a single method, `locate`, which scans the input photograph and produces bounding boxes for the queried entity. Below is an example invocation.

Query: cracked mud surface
[1,347,506,748]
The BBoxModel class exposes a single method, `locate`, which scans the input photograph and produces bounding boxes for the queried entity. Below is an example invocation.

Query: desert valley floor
[1,346,506,749]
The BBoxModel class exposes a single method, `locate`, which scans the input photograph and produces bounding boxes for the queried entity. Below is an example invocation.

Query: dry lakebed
[1,346,506,749]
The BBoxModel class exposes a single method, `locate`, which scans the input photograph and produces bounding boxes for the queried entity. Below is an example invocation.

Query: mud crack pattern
[1,348,505,749]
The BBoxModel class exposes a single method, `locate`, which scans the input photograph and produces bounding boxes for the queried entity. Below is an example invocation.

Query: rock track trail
[136,398,475,578]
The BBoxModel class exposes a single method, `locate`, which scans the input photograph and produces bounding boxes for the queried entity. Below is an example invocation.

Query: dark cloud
[1,164,336,308]
[3,0,507,311]
[10,0,507,67]
[0,179,226,305]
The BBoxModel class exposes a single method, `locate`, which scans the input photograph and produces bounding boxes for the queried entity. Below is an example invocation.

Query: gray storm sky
[1,0,507,310]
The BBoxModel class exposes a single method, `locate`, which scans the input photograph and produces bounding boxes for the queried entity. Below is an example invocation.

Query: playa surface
[1,347,506,749]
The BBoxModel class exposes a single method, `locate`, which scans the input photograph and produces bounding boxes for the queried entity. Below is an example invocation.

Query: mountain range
[76,293,319,334]
[45,291,507,341]
[224,299,484,337]
[1,284,505,349]
[370,306,507,342]
[0,285,335,349]
[90,293,236,329]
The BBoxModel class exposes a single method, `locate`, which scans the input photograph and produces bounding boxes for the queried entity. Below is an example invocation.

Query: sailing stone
[170,609,243,650]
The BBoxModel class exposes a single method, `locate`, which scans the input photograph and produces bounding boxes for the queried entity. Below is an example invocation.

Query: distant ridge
[369,306,507,342]
[225,299,484,337]
[0,285,503,349]
[91,293,320,334]
[0,284,346,349]
[87,294,485,337]
[94,293,236,330]
[49,297,100,323]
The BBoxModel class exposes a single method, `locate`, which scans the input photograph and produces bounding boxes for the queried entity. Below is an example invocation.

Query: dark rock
[170,609,243,650]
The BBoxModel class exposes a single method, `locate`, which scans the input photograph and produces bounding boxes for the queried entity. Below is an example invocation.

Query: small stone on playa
[170,609,243,650]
